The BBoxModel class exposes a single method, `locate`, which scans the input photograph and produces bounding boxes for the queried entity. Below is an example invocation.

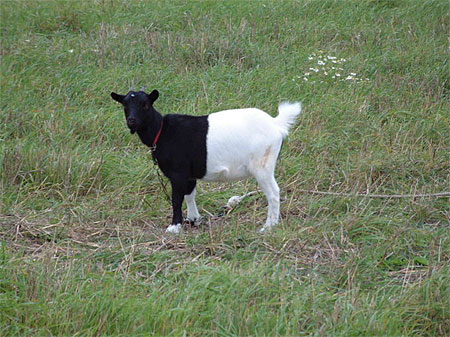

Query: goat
[111,89,301,233]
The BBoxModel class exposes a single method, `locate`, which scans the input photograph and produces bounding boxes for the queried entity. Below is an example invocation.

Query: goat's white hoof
[186,215,201,223]
[166,224,182,234]
[259,224,275,233]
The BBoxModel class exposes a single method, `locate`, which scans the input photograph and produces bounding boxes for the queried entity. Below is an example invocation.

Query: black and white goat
[111,89,301,233]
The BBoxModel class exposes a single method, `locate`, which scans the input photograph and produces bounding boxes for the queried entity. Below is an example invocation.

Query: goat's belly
[201,164,250,182]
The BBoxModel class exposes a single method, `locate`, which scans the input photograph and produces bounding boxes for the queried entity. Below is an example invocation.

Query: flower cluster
[293,51,369,84]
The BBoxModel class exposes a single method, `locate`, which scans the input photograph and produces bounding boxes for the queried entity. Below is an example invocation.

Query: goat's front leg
[185,180,200,223]
[165,177,187,234]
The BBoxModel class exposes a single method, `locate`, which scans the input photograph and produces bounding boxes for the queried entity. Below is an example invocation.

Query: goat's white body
[197,102,301,231]
[203,108,279,182]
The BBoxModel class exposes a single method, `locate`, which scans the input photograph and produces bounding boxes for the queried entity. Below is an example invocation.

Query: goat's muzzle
[127,118,137,134]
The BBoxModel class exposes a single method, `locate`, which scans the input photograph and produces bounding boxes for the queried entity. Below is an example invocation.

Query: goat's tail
[274,101,302,138]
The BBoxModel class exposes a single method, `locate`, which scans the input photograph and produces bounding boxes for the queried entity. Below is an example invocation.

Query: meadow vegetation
[1,0,449,336]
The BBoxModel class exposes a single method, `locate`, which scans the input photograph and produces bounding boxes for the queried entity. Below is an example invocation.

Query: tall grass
[1,0,449,336]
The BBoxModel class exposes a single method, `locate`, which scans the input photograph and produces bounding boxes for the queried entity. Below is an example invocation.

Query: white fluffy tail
[274,102,302,138]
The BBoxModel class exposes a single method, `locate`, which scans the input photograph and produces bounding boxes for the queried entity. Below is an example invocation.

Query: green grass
[1,0,449,336]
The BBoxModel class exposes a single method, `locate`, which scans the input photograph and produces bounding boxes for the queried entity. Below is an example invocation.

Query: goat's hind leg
[250,140,283,232]
[252,168,281,232]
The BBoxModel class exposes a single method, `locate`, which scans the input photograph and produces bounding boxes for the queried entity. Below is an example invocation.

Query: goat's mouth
[127,124,137,134]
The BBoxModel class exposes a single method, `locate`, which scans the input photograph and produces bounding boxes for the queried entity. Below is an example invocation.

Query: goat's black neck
[136,108,164,147]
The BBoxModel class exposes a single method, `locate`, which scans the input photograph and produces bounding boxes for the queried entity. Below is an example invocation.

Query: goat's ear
[147,90,159,104]
[111,92,125,103]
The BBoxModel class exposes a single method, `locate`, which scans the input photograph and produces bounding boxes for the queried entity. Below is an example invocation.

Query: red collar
[151,121,163,149]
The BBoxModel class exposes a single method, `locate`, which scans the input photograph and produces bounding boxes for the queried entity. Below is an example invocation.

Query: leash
[153,164,171,203]
[296,190,450,199]
[148,121,171,203]
[149,120,163,155]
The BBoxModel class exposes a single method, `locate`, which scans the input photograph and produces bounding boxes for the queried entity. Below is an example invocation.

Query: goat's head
[110,89,159,134]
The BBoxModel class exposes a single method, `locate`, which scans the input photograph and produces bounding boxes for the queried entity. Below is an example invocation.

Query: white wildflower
[336,73,341,77]
[318,60,325,65]
[68,49,74,53]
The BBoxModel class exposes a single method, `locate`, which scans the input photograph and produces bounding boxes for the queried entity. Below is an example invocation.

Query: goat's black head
[111,89,159,134]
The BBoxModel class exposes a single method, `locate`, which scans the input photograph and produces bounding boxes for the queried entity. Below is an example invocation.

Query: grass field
[1,0,449,336]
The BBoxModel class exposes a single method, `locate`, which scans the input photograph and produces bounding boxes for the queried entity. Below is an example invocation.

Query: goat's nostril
[127,118,136,126]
